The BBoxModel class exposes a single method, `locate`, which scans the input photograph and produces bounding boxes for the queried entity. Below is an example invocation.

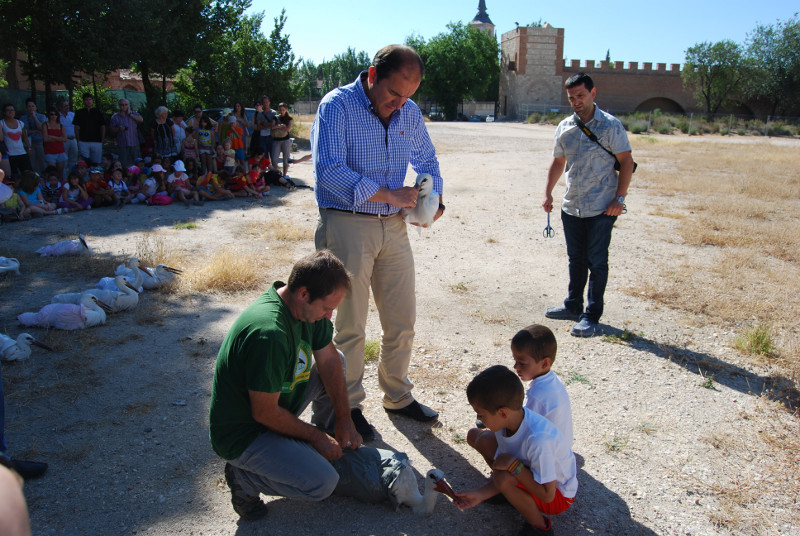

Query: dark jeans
[561,210,617,323]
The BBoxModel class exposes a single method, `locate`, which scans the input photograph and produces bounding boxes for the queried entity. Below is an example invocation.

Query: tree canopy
[743,15,800,116]
[682,40,746,114]
[407,23,499,120]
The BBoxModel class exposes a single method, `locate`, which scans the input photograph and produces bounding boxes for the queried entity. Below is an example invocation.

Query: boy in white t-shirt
[512,324,573,446]
[456,365,577,536]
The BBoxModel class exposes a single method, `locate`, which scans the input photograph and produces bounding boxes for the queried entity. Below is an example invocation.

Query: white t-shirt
[524,371,574,446]
[142,177,157,196]
[495,407,578,499]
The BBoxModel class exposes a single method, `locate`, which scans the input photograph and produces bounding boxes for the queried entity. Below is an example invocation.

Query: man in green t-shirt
[210,250,362,520]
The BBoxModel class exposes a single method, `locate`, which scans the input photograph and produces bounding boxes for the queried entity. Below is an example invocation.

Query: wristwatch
[616,196,625,204]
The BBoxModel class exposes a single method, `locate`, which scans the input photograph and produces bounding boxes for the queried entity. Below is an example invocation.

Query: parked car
[203,107,256,125]
[469,114,484,122]
[486,114,495,123]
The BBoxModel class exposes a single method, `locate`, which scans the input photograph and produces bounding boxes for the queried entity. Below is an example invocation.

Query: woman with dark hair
[271,103,293,178]
[42,106,68,180]
[0,104,31,179]
[151,106,175,158]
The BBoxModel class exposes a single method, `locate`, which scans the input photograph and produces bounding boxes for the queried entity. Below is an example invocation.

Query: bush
[688,126,699,135]
[737,128,746,136]
[676,120,690,134]
[629,120,649,134]
[657,124,672,134]
[526,112,542,123]
[719,128,729,136]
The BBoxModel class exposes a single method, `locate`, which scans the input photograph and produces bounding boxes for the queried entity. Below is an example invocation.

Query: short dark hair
[466,365,524,413]
[511,324,557,363]
[372,45,424,82]
[25,97,36,106]
[173,109,184,117]
[82,92,93,101]
[565,72,594,91]
[287,250,351,303]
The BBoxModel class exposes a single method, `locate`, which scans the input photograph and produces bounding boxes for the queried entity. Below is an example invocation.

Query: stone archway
[635,97,684,114]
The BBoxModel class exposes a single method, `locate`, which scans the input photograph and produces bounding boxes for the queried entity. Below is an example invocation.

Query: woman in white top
[0,103,32,178]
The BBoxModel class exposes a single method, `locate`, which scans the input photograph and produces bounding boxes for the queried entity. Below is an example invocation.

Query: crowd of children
[0,147,305,222]
[455,324,578,536]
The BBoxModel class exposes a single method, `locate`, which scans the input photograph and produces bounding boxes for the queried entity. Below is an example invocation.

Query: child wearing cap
[86,166,118,207]
[167,160,202,206]
[108,168,131,207]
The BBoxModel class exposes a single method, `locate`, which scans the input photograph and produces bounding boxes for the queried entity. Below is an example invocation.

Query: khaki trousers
[315,208,415,409]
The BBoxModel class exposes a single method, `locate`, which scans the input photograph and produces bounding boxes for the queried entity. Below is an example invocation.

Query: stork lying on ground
[35,234,93,257]
[140,264,182,290]
[0,333,53,362]
[0,257,20,275]
[97,257,146,292]
[52,275,140,313]
[18,294,112,330]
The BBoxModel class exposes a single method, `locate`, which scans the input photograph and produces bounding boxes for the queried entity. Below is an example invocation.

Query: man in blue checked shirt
[311,45,444,442]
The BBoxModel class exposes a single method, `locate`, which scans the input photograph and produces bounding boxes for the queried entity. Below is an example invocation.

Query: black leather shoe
[544,305,582,321]
[385,400,439,422]
[11,459,48,480]
[350,408,375,442]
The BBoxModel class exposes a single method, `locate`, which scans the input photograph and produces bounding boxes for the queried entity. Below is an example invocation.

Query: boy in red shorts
[456,365,577,536]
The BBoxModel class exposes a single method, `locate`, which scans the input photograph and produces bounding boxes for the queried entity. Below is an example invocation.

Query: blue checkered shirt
[311,73,442,214]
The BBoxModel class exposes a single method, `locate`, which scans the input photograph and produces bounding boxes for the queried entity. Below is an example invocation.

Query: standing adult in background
[232,101,250,158]
[151,106,175,159]
[271,103,293,178]
[0,103,32,179]
[542,72,634,338]
[57,98,77,178]
[73,93,106,166]
[20,98,46,174]
[41,106,68,179]
[255,96,276,157]
[171,109,187,158]
[312,45,445,441]
[108,99,143,168]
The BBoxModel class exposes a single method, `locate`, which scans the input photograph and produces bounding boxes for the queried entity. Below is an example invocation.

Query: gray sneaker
[224,463,268,520]
[545,305,582,321]
[570,318,598,337]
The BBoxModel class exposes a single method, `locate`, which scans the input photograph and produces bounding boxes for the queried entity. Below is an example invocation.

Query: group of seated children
[456,324,577,536]
[1,150,305,220]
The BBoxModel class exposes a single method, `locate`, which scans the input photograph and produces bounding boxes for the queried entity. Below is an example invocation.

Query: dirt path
[1,122,797,536]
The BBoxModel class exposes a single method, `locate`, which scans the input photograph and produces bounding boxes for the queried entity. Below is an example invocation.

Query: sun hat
[151,164,165,173]
[89,166,103,174]
[173,160,186,172]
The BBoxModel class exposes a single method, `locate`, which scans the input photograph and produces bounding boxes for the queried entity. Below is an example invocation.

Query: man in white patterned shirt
[311,45,444,441]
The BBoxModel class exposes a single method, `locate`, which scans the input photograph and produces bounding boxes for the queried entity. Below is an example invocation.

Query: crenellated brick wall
[499,25,700,119]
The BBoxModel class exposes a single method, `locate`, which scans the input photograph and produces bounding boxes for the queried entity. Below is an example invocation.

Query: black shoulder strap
[572,114,616,158]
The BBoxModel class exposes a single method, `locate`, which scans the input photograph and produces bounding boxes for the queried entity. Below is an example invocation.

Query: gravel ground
[1,122,797,536]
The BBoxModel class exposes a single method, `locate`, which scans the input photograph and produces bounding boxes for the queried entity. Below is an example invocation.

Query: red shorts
[518,483,574,515]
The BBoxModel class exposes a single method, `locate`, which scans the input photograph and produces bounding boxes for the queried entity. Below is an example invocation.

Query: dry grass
[184,245,271,293]
[240,217,315,242]
[134,233,185,268]
[630,138,800,387]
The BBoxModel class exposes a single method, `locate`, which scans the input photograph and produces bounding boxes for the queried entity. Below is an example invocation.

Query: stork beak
[79,235,89,249]
[125,281,140,293]
[164,266,183,274]
[32,340,54,352]
[433,478,459,502]
[96,300,113,313]
[139,266,153,277]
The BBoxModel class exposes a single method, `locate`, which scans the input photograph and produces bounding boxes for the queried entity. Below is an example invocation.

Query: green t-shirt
[209,282,334,460]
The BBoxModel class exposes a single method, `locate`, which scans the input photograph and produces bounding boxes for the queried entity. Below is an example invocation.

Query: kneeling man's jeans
[226,355,342,501]
[561,210,617,323]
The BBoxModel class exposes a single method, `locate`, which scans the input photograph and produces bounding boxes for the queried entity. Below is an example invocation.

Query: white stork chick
[18,294,111,330]
[52,275,139,313]
[97,257,146,292]
[141,264,182,290]
[401,173,439,234]
[0,333,53,362]
[0,257,20,275]
[35,234,93,257]
[389,467,457,515]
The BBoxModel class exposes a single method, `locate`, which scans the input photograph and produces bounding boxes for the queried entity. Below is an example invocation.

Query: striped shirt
[553,105,630,218]
[311,72,442,214]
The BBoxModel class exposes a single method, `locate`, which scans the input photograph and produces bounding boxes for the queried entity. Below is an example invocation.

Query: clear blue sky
[250,1,797,66]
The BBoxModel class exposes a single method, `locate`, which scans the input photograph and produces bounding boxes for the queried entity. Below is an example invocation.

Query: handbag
[572,114,637,173]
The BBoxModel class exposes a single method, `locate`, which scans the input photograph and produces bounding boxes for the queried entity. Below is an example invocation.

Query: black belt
[326,207,397,219]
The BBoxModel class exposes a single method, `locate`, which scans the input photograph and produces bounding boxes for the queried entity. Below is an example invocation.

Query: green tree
[744,16,800,116]
[294,59,322,101]
[409,22,499,120]
[319,48,371,94]
[682,40,746,114]
[176,8,297,107]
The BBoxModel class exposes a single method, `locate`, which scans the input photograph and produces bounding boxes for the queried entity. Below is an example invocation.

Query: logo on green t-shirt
[282,340,313,393]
